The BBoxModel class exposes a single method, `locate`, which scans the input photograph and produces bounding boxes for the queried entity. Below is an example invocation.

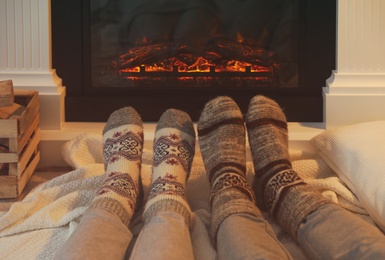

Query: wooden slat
[10,128,40,176]
[0,153,18,163]
[0,80,14,107]
[0,119,18,138]
[18,114,39,153]
[0,175,17,199]
[8,138,18,153]
[0,103,24,119]
[12,91,39,135]
[17,151,40,196]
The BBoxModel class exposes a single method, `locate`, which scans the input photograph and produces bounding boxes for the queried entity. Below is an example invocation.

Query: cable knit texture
[246,95,332,239]
[143,109,196,227]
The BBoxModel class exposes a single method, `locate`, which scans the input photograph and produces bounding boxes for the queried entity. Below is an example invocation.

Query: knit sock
[198,96,261,246]
[246,95,331,239]
[90,107,144,226]
[142,109,196,227]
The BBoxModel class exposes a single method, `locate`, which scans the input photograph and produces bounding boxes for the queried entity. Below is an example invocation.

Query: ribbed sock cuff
[274,184,333,240]
[143,195,192,227]
[89,197,133,226]
[210,189,262,247]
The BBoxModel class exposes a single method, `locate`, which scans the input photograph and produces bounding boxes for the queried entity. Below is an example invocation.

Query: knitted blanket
[0,133,370,260]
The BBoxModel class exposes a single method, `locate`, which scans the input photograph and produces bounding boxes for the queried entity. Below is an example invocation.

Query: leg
[130,109,196,260]
[246,95,330,238]
[246,95,385,258]
[56,107,144,259]
[130,211,194,260]
[198,96,291,259]
[218,213,292,260]
[298,204,385,260]
[56,208,133,260]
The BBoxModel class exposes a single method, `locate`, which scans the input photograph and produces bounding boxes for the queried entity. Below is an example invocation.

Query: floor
[0,166,72,212]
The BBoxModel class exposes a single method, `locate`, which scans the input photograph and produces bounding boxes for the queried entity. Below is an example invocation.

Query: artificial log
[205,37,276,66]
[0,80,14,107]
[114,41,180,69]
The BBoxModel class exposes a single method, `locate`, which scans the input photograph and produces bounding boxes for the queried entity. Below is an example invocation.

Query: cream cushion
[311,121,385,232]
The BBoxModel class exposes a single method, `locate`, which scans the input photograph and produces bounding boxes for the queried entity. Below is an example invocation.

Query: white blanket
[0,132,369,260]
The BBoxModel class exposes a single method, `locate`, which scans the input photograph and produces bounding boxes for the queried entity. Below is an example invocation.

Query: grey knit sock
[90,107,144,226]
[198,96,261,246]
[246,95,331,239]
[142,109,195,227]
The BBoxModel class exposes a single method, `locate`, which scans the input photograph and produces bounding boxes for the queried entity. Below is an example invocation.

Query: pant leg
[298,204,385,260]
[129,211,194,260]
[217,213,293,260]
[55,208,133,260]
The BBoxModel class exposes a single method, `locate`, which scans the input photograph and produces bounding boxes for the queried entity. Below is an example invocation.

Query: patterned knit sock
[143,109,196,227]
[198,96,261,246]
[246,95,331,239]
[90,107,143,226]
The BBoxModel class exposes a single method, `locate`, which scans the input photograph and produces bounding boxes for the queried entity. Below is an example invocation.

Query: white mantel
[0,0,65,130]
[324,0,385,128]
[0,0,385,166]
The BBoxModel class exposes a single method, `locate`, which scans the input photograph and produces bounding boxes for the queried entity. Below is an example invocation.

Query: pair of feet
[91,95,309,240]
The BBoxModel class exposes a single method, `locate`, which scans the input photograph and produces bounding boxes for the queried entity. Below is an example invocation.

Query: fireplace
[52,0,336,122]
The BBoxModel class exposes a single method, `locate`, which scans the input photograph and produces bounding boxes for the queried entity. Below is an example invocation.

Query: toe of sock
[247,95,286,122]
[103,107,142,135]
[156,108,195,137]
[198,96,243,131]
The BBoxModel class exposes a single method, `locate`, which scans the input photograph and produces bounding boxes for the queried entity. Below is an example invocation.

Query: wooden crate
[0,90,40,199]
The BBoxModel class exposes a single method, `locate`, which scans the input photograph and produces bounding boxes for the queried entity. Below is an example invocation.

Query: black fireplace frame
[52,0,336,122]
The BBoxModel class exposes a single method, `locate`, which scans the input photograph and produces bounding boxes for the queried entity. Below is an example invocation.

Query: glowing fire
[120,56,271,73]
[114,36,278,83]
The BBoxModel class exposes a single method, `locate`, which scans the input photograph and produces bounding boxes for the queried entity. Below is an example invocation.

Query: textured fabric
[246,95,331,239]
[292,159,367,214]
[311,120,385,233]
[56,208,133,260]
[198,96,261,245]
[4,132,382,259]
[91,107,144,226]
[143,109,195,227]
[298,204,385,260]
[217,213,293,260]
[130,211,195,260]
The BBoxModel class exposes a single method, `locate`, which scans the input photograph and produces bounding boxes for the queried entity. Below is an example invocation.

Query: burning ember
[112,37,282,86]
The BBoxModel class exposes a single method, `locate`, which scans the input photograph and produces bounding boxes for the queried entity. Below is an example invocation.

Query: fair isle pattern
[96,172,138,210]
[153,134,194,173]
[210,172,256,205]
[104,130,143,164]
[264,169,304,213]
[147,174,187,200]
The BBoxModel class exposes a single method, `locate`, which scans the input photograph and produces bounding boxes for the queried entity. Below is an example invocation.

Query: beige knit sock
[90,107,143,226]
[198,96,261,246]
[246,95,331,239]
[142,109,196,227]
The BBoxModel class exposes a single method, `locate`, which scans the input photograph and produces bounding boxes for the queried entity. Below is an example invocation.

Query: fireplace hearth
[52,0,336,122]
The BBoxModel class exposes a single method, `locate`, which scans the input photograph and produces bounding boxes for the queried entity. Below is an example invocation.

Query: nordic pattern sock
[142,109,196,227]
[246,95,331,239]
[198,96,262,245]
[90,107,143,226]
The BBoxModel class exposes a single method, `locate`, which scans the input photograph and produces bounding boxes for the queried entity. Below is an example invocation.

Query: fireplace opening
[93,0,298,89]
[52,0,336,122]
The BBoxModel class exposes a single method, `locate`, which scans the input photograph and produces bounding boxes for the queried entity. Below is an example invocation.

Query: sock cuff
[274,184,333,240]
[210,189,261,247]
[210,172,256,205]
[89,197,133,226]
[143,196,192,227]
[263,169,304,212]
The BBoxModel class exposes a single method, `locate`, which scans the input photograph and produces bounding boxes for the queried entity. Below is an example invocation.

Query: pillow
[310,121,385,232]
